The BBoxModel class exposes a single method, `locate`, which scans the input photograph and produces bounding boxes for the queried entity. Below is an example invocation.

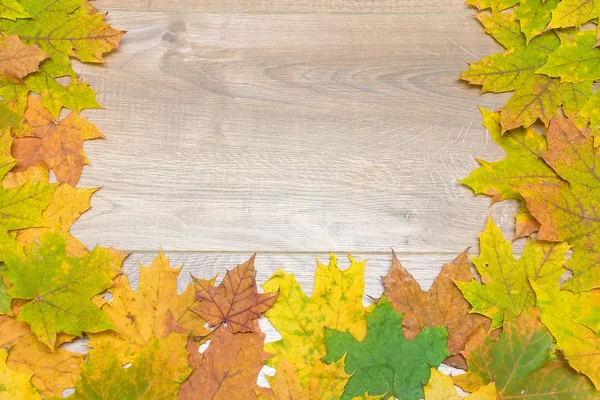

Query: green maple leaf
[3,230,125,347]
[461,108,561,237]
[548,0,600,28]
[454,309,598,397]
[455,217,569,330]
[461,11,567,130]
[538,30,600,82]
[0,0,30,20]
[71,334,191,399]
[323,297,449,400]
[519,117,600,291]
[0,0,121,116]
[516,0,558,43]
[532,282,600,390]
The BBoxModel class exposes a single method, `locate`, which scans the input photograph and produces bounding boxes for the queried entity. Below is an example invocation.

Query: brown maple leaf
[382,251,490,369]
[194,254,278,333]
[178,324,271,400]
[14,96,104,186]
[0,35,48,79]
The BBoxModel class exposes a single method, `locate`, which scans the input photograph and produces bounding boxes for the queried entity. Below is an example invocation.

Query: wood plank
[95,0,472,14]
[72,11,515,253]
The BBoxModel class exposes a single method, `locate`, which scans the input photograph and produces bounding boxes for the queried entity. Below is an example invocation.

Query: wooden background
[68,0,517,379]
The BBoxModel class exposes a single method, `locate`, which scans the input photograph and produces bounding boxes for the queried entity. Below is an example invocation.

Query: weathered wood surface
[73,10,516,254]
[94,0,470,14]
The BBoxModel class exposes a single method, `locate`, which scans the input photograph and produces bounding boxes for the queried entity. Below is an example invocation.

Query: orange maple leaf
[13,96,103,186]
[178,326,271,399]
[194,254,278,333]
[0,35,47,79]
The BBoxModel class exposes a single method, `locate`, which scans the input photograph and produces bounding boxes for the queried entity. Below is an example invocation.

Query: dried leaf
[0,348,39,400]
[20,96,103,186]
[256,357,350,400]
[0,0,30,20]
[424,369,497,400]
[262,254,367,385]
[519,117,600,291]
[532,281,600,389]
[538,30,600,82]
[383,251,488,369]
[323,297,449,400]
[178,326,270,400]
[72,334,191,400]
[516,0,558,43]
[4,231,125,347]
[0,35,46,79]
[194,254,278,333]
[454,309,597,397]
[89,252,210,364]
[6,333,83,397]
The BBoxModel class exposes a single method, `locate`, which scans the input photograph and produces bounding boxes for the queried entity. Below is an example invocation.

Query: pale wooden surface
[67,1,517,383]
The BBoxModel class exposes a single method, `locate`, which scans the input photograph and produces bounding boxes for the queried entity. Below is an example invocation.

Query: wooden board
[72,10,517,255]
[94,0,471,14]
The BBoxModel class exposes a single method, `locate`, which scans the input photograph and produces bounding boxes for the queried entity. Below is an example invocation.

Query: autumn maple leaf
[424,369,497,399]
[178,326,271,400]
[519,117,600,291]
[454,309,597,397]
[324,297,449,400]
[194,254,278,333]
[89,251,211,365]
[13,96,104,186]
[0,35,47,79]
[461,11,588,131]
[263,254,367,385]
[383,251,489,370]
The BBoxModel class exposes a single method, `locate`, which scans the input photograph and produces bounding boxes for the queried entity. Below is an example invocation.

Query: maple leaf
[256,357,350,400]
[194,254,278,333]
[323,297,449,400]
[0,0,29,20]
[516,0,558,43]
[454,309,598,397]
[14,183,97,257]
[455,217,569,330]
[382,251,489,370]
[424,369,497,400]
[0,130,54,240]
[3,230,126,347]
[0,58,101,118]
[178,326,271,399]
[548,0,600,28]
[16,96,104,186]
[461,11,564,130]
[0,0,124,71]
[89,251,211,364]
[465,0,519,11]
[0,348,39,400]
[6,332,83,397]
[519,117,600,291]
[538,30,600,82]
[0,35,46,79]
[72,334,191,399]
[262,254,367,385]
[532,281,600,389]
[460,108,562,238]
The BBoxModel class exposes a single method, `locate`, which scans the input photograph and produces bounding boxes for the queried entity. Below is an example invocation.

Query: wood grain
[95,0,472,14]
[71,10,515,254]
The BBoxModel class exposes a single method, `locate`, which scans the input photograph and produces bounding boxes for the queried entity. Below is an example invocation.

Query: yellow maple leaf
[424,369,497,400]
[257,357,350,400]
[0,348,39,400]
[89,251,211,364]
[262,254,366,385]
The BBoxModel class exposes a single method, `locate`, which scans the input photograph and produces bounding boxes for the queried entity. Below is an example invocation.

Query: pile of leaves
[0,0,599,399]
